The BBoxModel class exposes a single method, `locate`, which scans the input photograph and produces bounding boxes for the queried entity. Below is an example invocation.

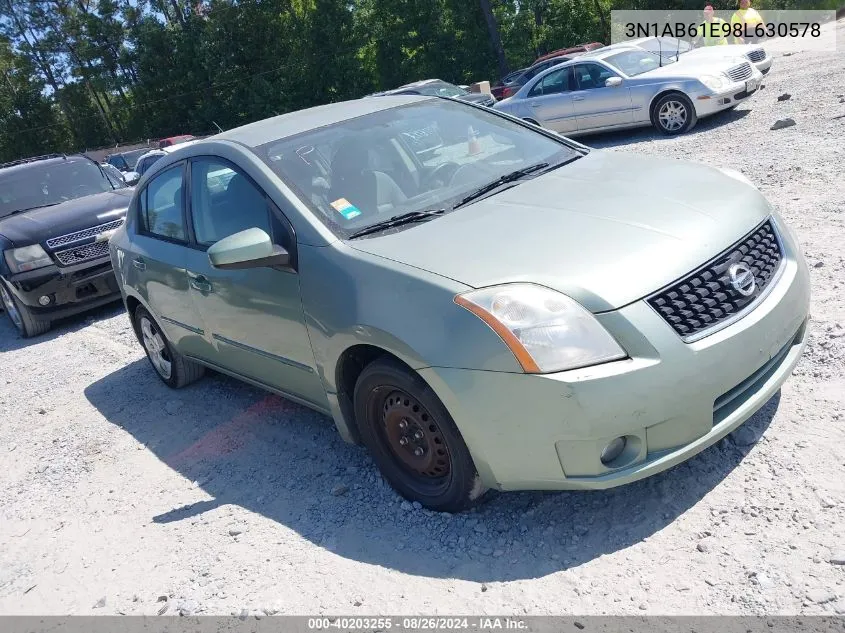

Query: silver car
[494,46,762,135]
[623,36,773,75]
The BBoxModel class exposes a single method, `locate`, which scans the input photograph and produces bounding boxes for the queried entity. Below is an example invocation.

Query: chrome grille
[746,49,766,63]
[647,219,784,341]
[727,62,753,82]
[53,240,111,266]
[46,218,124,249]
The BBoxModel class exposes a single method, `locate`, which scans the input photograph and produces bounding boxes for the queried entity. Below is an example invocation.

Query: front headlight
[700,75,726,91]
[717,167,757,189]
[455,284,626,373]
[4,244,53,274]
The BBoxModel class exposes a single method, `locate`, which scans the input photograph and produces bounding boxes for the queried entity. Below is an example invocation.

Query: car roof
[0,154,87,174]
[214,95,430,148]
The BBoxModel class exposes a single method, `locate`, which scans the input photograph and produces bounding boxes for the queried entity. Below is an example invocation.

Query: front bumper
[420,225,810,491]
[3,255,121,321]
[753,57,773,74]
[694,76,762,116]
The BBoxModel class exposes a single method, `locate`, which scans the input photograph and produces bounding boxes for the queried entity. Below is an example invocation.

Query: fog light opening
[38,295,52,306]
[600,436,627,465]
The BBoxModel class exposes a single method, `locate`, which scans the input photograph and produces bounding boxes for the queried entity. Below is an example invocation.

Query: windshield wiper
[7,202,61,216]
[453,162,549,210]
[348,209,445,239]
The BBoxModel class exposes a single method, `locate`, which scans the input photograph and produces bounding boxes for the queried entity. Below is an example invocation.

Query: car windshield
[604,49,671,76]
[0,159,113,218]
[256,99,579,238]
[639,37,693,58]
[414,82,467,98]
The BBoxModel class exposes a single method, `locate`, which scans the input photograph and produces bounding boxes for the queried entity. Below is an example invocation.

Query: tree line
[0,0,839,162]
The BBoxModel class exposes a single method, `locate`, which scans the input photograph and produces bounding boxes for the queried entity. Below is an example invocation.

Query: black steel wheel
[354,357,482,512]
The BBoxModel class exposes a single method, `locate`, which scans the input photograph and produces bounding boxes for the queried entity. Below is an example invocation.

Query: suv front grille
[746,49,766,63]
[727,62,753,81]
[647,219,784,341]
[53,240,111,266]
[46,218,124,249]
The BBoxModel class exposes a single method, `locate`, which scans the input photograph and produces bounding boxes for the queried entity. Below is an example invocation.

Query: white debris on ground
[0,20,843,617]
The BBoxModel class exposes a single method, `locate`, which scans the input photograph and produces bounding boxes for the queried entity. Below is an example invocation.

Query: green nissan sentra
[109,96,810,511]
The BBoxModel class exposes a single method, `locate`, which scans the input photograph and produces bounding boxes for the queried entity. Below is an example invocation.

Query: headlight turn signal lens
[455,284,626,373]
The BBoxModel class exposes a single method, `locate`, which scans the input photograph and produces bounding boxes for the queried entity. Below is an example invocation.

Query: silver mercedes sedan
[494,45,763,136]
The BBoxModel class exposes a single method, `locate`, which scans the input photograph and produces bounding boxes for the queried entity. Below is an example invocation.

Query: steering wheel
[427,162,461,187]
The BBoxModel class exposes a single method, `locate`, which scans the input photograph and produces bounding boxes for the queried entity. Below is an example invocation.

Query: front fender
[299,242,523,396]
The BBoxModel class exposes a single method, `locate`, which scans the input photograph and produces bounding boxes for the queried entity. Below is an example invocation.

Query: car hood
[638,55,747,78]
[347,150,771,313]
[0,189,132,247]
[682,44,759,60]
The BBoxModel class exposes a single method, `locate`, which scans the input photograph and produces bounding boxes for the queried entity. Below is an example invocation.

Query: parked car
[158,135,195,149]
[105,148,148,185]
[491,67,528,100]
[534,41,604,64]
[100,162,129,188]
[110,95,809,511]
[0,154,131,336]
[135,140,202,179]
[134,150,166,177]
[494,45,763,135]
[493,54,582,100]
[373,79,496,107]
[620,36,772,75]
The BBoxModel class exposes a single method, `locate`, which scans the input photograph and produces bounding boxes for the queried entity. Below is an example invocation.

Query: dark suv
[0,154,131,337]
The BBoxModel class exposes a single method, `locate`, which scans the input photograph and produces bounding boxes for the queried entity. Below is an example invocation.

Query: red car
[158,135,195,149]
[533,42,604,64]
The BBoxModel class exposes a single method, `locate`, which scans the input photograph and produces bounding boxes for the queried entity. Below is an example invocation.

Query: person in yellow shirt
[731,0,764,44]
[695,4,729,47]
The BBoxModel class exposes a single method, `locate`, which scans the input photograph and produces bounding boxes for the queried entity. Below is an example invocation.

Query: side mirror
[124,171,140,186]
[605,77,623,88]
[208,227,290,270]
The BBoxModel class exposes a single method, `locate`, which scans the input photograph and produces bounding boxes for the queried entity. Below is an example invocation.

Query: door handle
[572,95,586,101]
[132,258,146,271]
[188,273,213,293]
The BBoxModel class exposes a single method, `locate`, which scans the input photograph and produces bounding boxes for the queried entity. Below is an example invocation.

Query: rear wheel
[134,305,204,388]
[652,93,697,135]
[0,279,50,337]
[354,357,482,512]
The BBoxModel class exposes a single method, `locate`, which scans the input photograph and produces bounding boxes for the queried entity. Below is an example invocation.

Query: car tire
[134,305,204,388]
[0,279,51,338]
[651,93,697,135]
[353,356,483,512]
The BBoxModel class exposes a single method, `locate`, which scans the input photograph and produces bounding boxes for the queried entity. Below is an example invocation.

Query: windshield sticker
[331,198,362,220]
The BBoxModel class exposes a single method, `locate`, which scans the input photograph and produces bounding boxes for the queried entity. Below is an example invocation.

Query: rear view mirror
[207,228,290,270]
[605,77,623,88]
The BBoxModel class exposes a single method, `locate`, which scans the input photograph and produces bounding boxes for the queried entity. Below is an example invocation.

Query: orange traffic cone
[467,126,482,156]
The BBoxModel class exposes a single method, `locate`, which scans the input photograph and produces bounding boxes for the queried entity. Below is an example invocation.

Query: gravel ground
[1,22,844,617]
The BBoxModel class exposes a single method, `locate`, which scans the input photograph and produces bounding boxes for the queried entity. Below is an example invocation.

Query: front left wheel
[353,357,483,512]
[652,93,697,135]
[133,305,204,388]
[0,279,51,338]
